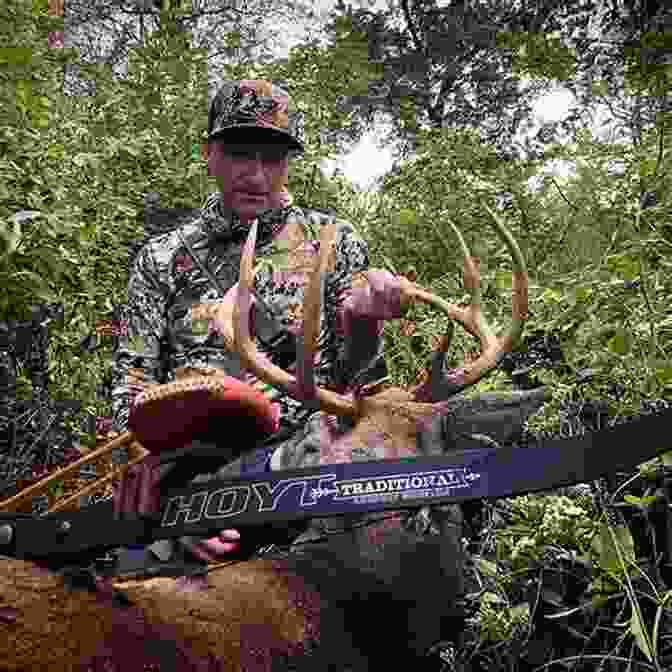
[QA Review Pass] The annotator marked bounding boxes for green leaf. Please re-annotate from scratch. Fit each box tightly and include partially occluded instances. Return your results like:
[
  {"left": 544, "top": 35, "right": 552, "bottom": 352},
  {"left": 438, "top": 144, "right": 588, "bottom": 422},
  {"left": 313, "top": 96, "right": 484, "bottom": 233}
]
[
  {"left": 630, "top": 607, "right": 654, "bottom": 662},
  {"left": 0, "top": 47, "right": 33, "bottom": 66},
  {"left": 574, "top": 286, "right": 593, "bottom": 304},
  {"left": 475, "top": 557, "right": 498, "bottom": 577},
  {"left": 623, "top": 494, "right": 659, "bottom": 508},
  {"left": 655, "top": 365, "right": 672, "bottom": 387},
  {"left": 606, "top": 253, "right": 640, "bottom": 281},
  {"left": 224, "top": 32, "right": 242, "bottom": 50},
  {"left": 495, "top": 271, "right": 512, "bottom": 290},
  {"left": 540, "top": 288, "right": 563, "bottom": 305},
  {"left": 639, "top": 159, "right": 657, "bottom": 179},
  {"left": 480, "top": 591, "right": 504, "bottom": 606},
  {"left": 510, "top": 603, "right": 530, "bottom": 623},
  {"left": 591, "top": 521, "right": 636, "bottom": 577},
  {"left": 46, "top": 144, "right": 65, "bottom": 161},
  {"left": 591, "top": 80, "right": 609, "bottom": 97},
  {"left": 396, "top": 208, "right": 417, "bottom": 228},
  {"left": 588, "top": 576, "right": 620, "bottom": 595},
  {"left": 607, "top": 328, "right": 633, "bottom": 356}
]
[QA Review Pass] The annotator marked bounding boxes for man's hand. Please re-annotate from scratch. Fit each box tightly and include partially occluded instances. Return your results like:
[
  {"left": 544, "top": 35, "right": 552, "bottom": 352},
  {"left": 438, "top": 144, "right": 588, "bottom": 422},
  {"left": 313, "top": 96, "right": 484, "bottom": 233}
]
[
  {"left": 179, "top": 530, "right": 241, "bottom": 562},
  {"left": 113, "top": 457, "right": 242, "bottom": 562}
]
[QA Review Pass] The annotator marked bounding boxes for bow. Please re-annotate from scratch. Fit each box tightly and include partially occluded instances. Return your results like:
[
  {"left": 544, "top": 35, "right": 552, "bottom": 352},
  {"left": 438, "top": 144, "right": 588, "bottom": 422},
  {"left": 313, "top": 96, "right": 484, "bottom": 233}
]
[{"left": 1, "top": 206, "right": 666, "bottom": 572}]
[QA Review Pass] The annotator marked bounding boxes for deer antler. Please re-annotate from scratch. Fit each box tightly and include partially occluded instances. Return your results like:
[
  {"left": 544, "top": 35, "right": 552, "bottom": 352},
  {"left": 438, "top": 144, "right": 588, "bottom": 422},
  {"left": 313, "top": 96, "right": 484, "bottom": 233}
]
[
  {"left": 233, "top": 206, "right": 528, "bottom": 415},
  {"left": 233, "top": 220, "right": 357, "bottom": 417},
  {"left": 410, "top": 204, "right": 528, "bottom": 400}
]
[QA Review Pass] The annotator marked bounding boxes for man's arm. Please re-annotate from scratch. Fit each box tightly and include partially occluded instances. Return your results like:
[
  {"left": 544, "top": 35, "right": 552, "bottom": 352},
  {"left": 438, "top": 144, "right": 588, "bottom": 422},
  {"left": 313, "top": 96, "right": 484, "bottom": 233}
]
[
  {"left": 109, "top": 241, "right": 244, "bottom": 561},
  {"left": 111, "top": 243, "right": 169, "bottom": 435}
]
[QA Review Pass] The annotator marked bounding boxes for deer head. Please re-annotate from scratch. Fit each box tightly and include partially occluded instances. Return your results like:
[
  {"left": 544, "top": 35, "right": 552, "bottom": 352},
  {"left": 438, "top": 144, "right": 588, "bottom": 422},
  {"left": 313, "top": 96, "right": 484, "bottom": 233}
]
[{"left": 232, "top": 205, "right": 529, "bottom": 465}]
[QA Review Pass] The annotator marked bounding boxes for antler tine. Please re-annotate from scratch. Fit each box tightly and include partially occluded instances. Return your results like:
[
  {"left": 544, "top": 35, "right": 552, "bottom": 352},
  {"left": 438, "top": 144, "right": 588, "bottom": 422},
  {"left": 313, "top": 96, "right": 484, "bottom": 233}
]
[
  {"left": 295, "top": 221, "right": 347, "bottom": 404},
  {"left": 233, "top": 221, "right": 356, "bottom": 417},
  {"left": 412, "top": 204, "right": 528, "bottom": 400}
]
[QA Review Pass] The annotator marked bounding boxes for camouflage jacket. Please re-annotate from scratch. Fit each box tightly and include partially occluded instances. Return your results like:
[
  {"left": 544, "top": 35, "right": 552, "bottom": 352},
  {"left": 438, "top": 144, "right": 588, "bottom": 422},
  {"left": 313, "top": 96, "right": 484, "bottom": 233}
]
[{"left": 111, "top": 193, "right": 385, "bottom": 444}]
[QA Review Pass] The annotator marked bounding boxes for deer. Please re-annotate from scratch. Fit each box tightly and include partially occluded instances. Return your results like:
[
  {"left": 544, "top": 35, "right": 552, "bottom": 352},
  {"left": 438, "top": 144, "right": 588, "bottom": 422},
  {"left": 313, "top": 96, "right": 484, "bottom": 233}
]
[{"left": 0, "top": 206, "right": 547, "bottom": 672}]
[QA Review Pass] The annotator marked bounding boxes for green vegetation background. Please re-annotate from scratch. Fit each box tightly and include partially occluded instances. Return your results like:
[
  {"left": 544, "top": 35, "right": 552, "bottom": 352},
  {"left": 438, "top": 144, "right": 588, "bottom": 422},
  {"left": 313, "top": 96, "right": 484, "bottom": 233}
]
[{"left": 2, "top": 0, "right": 671, "bottom": 667}]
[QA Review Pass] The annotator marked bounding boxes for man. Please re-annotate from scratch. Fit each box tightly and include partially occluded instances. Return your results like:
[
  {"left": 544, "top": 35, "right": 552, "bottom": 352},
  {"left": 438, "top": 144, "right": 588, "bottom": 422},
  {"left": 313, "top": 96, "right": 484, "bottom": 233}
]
[{"left": 110, "top": 79, "right": 386, "bottom": 568}]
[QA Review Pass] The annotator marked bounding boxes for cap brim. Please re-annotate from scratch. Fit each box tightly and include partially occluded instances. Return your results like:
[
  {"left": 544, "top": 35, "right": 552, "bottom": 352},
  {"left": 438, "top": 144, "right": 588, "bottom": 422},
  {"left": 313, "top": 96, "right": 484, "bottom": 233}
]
[{"left": 209, "top": 124, "right": 303, "bottom": 153}]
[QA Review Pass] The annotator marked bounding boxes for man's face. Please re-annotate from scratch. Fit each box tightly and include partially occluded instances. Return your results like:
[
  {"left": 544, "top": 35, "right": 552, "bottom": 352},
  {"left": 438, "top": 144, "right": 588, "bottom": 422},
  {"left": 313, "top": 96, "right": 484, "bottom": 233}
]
[{"left": 204, "top": 138, "right": 290, "bottom": 221}]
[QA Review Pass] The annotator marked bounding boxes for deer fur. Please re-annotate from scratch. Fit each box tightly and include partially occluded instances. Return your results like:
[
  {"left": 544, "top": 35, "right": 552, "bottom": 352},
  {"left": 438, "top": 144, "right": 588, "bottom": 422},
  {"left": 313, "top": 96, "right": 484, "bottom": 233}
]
[{"left": 1, "top": 498, "right": 465, "bottom": 672}]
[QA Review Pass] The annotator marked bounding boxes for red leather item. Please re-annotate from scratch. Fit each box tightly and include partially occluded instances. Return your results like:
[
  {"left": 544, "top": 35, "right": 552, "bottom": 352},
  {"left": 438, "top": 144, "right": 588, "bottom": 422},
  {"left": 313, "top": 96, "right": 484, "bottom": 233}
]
[
  {"left": 128, "top": 375, "right": 279, "bottom": 455},
  {"left": 113, "top": 454, "right": 165, "bottom": 518}
]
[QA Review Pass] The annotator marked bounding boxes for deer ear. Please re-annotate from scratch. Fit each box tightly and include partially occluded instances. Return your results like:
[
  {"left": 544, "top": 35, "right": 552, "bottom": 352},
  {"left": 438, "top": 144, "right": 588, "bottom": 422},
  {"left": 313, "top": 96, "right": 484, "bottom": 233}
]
[{"left": 415, "top": 413, "right": 450, "bottom": 456}]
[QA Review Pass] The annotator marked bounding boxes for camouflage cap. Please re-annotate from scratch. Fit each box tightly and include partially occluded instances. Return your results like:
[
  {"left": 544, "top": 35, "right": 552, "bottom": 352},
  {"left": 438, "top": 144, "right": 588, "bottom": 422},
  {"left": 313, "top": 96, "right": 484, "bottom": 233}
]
[{"left": 208, "top": 80, "right": 304, "bottom": 155}]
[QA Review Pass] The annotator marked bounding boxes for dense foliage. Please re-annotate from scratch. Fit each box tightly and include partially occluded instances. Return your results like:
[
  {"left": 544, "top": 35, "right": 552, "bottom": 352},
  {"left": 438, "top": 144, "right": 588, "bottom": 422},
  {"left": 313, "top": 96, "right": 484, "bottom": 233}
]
[{"left": 1, "top": 0, "right": 671, "bottom": 669}]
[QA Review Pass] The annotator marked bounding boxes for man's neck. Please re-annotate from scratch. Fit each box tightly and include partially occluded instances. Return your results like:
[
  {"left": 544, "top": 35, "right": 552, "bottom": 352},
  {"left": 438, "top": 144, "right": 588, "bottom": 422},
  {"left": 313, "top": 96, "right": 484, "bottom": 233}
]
[
  {"left": 216, "top": 201, "right": 265, "bottom": 227},
  {"left": 207, "top": 193, "right": 287, "bottom": 243}
]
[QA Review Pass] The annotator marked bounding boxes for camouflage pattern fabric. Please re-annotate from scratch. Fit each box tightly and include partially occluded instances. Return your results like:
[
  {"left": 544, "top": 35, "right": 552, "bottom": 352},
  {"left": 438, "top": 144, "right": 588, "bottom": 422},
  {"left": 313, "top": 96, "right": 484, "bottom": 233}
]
[
  {"left": 111, "top": 192, "right": 383, "bottom": 442},
  {"left": 111, "top": 192, "right": 390, "bottom": 561}
]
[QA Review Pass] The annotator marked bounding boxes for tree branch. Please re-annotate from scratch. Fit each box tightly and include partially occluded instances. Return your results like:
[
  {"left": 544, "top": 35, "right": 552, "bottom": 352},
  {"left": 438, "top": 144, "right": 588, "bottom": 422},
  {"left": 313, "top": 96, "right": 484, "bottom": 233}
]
[
  {"left": 400, "top": 0, "right": 424, "bottom": 56},
  {"left": 651, "top": 113, "right": 666, "bottom": 182},
  {"left": 551, "top": 176, "right": 579, "bottom": 212}
]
